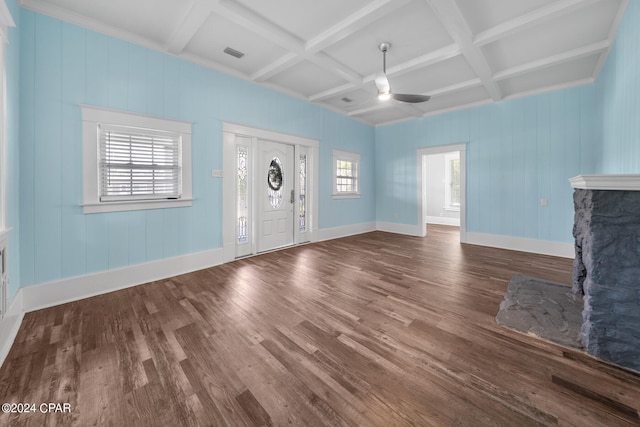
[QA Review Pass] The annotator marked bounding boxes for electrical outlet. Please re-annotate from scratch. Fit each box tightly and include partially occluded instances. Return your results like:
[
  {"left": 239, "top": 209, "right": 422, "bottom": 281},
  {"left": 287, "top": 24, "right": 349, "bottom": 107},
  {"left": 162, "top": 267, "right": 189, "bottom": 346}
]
[
  {"left": 212, "top": 169, "right": 223, "bottom": 178},
  {"left": 540, "top": 198, "right": 548, "bottom": 207}
]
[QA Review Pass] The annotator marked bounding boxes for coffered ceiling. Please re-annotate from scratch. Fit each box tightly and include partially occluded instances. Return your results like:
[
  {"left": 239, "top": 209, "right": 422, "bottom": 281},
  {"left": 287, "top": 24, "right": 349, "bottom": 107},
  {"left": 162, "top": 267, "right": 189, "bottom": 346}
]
[{"left": 19, "top": 0, "right": 628, "bottom": 126}]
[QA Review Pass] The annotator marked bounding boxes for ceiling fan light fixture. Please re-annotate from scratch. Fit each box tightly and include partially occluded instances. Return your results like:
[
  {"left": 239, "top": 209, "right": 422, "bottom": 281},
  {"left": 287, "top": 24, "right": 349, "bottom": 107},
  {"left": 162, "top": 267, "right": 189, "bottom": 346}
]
[{"left": 378, "top": 92, "right": 391, "bottom": 101}]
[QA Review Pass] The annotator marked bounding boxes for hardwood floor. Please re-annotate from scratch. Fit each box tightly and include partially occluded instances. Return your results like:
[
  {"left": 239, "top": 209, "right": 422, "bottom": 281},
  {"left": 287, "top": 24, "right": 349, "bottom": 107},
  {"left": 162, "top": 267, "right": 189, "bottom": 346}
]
[{"left": 0, "top": 225, "right": 638, "bottom": 426}]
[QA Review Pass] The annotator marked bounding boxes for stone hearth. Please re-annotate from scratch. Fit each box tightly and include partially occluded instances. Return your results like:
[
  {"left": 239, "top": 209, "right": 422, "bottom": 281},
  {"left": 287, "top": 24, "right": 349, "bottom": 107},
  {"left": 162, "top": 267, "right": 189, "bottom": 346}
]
[{"left": 571, "top": 174, "right": 640, "bottom": 372}]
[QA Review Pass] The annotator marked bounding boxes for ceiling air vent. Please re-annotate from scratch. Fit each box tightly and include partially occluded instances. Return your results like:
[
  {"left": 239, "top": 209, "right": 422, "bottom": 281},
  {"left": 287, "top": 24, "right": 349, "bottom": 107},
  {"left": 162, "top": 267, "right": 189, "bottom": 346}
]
[
  {"left": 341, "top": 97, "right": 353, "bottom": 103},
  {"left": 224, "top": 47, "right": 245, "bottom": 59}
]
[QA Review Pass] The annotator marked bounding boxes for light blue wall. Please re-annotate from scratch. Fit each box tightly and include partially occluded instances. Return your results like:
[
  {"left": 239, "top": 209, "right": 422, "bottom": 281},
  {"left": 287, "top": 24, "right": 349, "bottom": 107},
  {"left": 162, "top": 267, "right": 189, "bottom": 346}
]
[
  {"left": 596, "top": 0, "right": 640, "bottom": 173},
  {"left": 6, "top": 0, "right": 20, "bottom": 301},
  {"left": 18, "top": 11, "right": 374, "bottom": 288},
  {"left": 12, "top": 4, "right": 640, "bottom": 290},
  {"left": 375, "top": 86, "right": 599, "bottom": 243}
]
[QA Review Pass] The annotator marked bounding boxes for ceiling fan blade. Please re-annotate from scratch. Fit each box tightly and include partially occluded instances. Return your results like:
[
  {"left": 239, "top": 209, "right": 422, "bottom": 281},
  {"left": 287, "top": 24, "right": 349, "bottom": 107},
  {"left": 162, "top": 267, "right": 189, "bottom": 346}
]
[
  {"left": 392, "top": 93, "right": 431, "bottom": 103},
  {"left": 374, "top": 71, "right": 390, "bottom": 94}
]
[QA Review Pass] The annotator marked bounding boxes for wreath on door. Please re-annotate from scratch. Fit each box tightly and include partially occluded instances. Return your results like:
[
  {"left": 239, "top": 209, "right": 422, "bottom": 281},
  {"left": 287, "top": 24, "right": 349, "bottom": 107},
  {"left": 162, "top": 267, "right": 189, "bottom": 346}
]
[{"left": 267, "top": 158, "right": 283, "bottom": 191}]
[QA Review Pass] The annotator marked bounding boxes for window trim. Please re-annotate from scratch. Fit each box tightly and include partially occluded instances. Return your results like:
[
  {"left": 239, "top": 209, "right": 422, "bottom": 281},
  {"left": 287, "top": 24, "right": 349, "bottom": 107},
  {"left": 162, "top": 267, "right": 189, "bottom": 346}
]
[
  {"left": 444, "top": 151, "right": 460, "bottom": 211},
  {"left": 332, "top": 149, "right": 360, "bottom": 199},
  {"left": 81, "top": 105, "right": 193, "bottom": 214}
]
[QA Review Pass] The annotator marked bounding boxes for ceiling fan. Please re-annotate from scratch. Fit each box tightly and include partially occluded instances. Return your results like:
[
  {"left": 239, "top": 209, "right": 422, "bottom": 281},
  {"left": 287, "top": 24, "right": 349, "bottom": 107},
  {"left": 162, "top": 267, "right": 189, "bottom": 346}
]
[{"left": 375, "top": 42, "right": 431, "bottom": 103}]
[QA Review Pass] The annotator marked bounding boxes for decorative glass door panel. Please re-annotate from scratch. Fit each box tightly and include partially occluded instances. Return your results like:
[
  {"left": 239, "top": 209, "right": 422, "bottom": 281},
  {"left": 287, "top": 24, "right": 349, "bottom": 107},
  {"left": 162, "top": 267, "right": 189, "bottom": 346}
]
[{"left": 257, "top": 140, "right": 294, "bottom": 253}]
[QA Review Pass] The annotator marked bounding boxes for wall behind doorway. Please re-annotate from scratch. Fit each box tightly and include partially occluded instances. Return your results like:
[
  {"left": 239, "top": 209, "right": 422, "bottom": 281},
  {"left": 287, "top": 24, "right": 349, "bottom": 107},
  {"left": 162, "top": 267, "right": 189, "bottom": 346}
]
[{"left": 425, "top": 152, "right": 460, "bottom": 227}]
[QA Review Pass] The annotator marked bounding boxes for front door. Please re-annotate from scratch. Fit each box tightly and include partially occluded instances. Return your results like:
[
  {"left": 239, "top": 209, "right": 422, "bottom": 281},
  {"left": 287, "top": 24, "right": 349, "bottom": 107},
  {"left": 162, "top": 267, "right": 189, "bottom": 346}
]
[{"left": 257, "top": 140, "right": 294, "bottom": 253}]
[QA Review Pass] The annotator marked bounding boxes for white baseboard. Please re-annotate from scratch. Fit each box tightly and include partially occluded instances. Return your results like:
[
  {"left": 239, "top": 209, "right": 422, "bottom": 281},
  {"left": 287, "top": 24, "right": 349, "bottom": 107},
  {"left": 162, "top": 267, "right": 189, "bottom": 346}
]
[
  {"left": 22, "top": 248, "right": 224, "bottom": 313},
  {"left": 465, "top": 232, "right": 575, "bottom": 258},
  {"left": 0, "top": 291, "right": 25, "bottom": 367},
  {"left": 376, "top": 221, "right": 420, "bottom": 236},
  {"left": 317, "top": 222, "right": 376, "bottom": 241},
  {"left": 426, "top": 216, "right": 460, "bottom": 226}
]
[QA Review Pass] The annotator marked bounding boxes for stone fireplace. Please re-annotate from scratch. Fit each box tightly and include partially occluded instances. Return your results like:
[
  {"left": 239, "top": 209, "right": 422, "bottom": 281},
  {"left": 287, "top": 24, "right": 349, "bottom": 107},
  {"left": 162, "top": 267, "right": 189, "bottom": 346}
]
[{"left": 570, "top": 174, "right": 640, "bottom": 372}]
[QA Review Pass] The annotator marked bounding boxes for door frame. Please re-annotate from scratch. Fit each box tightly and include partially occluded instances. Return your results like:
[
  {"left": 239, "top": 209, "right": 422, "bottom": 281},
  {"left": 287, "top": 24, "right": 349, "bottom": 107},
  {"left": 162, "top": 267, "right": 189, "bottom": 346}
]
[
  {"left": 417, "top": 143, "right": 467, "bottom": 243},
  {"left": 222, "top": 123, "right": 319, "bottom": 263}
]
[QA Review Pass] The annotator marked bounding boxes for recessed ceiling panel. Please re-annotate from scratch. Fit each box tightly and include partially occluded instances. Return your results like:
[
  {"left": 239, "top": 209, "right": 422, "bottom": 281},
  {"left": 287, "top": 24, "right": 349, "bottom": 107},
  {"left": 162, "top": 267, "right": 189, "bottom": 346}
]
[
  {"left": 324, "top": 89, "right": 375, "bottom": 111},
  {"left": 44, "top": 0, "right": 191, "bottom": 44},
  {"left": 391, "top": 55, "right": 476, "bottom": 95},
  {"left": 323, "top": 1, "right": 454, "bottom": 77},
  {"left": 457, "top": 0, "right": 556, "bottom": 35},
  {"left": 482, "top": 1, "right": 621, "bottom": 73},
  {"left": 235, "top": 0, "right": 372, "bottom": 41},
  {"left": 355, "top": 107, "right": 412, "bottom": 126},
  {"left": 415, "top": 86, "right": 490, "bottom": 114},
  {"left": 266, "top": 61, "right": 348, "bottom": 97},
  {"left": 184, "top": 13, "right": 288, "bottom": 76},
  {"left": 498, "top": 55, "right": 600, "bottom": 97}
]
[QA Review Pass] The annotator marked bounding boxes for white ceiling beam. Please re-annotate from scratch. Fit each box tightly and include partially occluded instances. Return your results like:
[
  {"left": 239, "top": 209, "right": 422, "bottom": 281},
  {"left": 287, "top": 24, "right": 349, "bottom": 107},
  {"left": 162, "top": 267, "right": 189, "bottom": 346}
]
[
  {"left": 310, "top": 44, "right": 461, "bottom": 103},
  {"left": 215, "top": 0, "right": 366, "bottom": 86},
  {"left": 425, "top": 0, "right": 502, "bottom": 102},
  {"left": 426, "top": 78, "right": 482, "bottom": 97},
  {"left": 348, "top": 103, "right": 388, "bottom": 117},
  {"left": 166, "top": 0, "right": 216, "bottom": 54},
  {"left": 213, "top": 0, "right": 304, "bottom": 53},
  {"left": 364, "top": 43, "right": 461, "bottom": 83},
  {"left": 305, "top": 0, "right": 413, "bottom": 53},
  {"left": 421, "top": 99, "right": 493, "bottom": 119},
  {"left": 307, "top": 52, "right": 364, "bottom": 84},
  {"left": 251, "top": 53, "right": 302, "bottom": 82},
  {"left": 309, "top": 84, "right": 360, "bottom": 103},
  {"left": 493, "top": 41, "right": 609, "bottom": 81},
  {"left": 473, "top": 0, "right": 602, "bottom": 47}
]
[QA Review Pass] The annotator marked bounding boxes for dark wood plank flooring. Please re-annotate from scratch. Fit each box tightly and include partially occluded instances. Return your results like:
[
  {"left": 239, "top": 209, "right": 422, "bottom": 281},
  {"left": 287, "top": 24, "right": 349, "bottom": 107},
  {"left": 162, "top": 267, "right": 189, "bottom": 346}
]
[{"left": 1, "top": 225, "right": 639, "bottom": 426}]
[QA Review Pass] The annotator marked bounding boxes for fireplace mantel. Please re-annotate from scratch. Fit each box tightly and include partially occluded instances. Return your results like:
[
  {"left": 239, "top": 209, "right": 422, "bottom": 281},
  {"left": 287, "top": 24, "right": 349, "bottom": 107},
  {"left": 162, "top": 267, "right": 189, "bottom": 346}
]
[{"left": 569, "top": 174, "right": 640, "bottom": 191}]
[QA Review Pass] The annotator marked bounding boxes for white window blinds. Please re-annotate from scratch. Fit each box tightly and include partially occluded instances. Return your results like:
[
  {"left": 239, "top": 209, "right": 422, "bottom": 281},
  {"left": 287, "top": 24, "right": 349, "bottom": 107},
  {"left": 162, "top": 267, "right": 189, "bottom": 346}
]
[{"left": 98, "top": 124, "right": 182, "bottom": 201}]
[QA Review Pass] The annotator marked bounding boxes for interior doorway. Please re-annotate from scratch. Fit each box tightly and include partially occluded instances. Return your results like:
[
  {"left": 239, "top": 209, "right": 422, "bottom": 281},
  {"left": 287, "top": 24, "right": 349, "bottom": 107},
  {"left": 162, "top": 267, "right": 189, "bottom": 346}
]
[
  {"left": 417, "top": 144, "right": 467, "bottom": 242},
  {"left": 222, "top": 124, "right": 319, "bottom": 263}
]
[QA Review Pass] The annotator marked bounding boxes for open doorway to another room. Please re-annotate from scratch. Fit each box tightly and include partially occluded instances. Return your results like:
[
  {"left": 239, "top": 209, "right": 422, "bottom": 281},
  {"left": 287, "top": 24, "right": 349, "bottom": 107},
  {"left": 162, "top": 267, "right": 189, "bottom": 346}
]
[{"left": 417, "top": 144, "right": 467, "bottom": 243}]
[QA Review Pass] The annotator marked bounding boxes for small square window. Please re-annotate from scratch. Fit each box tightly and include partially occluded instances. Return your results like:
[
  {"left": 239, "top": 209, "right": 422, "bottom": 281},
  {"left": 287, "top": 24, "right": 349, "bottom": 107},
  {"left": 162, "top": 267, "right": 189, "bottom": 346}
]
[{"left": 333, "top": 150, "right": 360, "bottom": 199}]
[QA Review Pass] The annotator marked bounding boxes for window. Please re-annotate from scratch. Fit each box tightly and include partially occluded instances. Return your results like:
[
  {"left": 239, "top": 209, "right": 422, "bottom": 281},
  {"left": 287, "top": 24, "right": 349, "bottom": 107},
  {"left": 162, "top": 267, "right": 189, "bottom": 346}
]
[
  {"left": 333, "top": 150, "right": 360, "bottom": 198},
  {"left": 82, "top": 106, "right": 192, "bottom": 214},
  {"left": 444, "top": 152, "right": 460, "bottom": 211}
]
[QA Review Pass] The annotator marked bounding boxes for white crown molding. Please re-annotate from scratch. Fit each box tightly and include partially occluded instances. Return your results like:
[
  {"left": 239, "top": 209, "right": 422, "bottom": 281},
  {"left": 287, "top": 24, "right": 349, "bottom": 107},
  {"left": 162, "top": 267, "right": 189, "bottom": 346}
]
[{"left": 569, "top": 174, "right": 640, "bottom": 191}]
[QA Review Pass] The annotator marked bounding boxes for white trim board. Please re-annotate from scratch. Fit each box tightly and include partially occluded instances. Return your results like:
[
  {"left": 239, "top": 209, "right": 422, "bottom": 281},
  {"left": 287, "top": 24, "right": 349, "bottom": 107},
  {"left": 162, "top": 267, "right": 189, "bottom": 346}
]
[
  {"left": 569, "top": 174, "right": 640, "bottom": 191},
  {"left": 465, "top": 232, "right": 574, "bottom": 259},
  {"left": 0, "top": 290, "right": 24, "bottom": 367},
  {"left": 376, "top": 221, "right": 420, "bottom": 237},
  {"left": 22, "top": 248, "right": 224, "bottom": 313},
  {"left": 317, "top": 222, "right": 376, "bottom": 242},
  {"left": 426, "top": 216, "right": 460, "bottom": 226}
]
